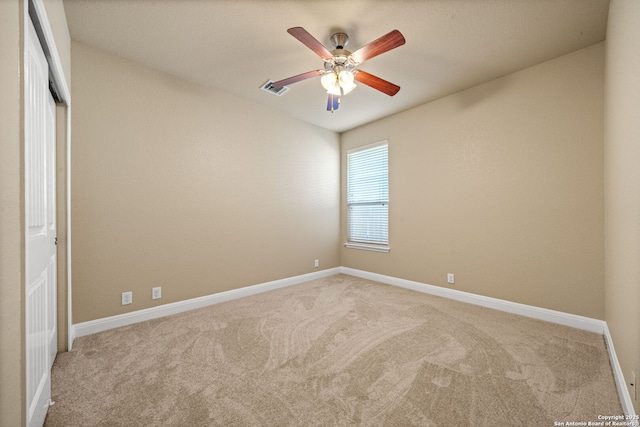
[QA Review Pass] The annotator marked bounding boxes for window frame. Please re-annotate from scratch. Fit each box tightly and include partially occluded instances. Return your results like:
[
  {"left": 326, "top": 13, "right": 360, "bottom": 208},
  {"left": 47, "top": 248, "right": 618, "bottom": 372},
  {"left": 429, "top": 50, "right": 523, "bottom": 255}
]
[{"left": 345, "top": 140, "right": 390, "bottom": 253}]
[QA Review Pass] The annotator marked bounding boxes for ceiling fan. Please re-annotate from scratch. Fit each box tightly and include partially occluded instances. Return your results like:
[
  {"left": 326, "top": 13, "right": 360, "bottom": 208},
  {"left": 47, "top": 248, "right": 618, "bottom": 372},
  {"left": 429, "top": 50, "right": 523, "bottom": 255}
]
[{"left": 270, "top": 27, "right": 406, "bottom": 112}]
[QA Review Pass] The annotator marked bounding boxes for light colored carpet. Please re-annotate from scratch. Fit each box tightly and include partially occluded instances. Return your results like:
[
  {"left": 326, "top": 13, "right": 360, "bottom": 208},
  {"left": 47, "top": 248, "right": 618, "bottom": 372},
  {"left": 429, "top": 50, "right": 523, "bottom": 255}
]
[{"left": 46, "top": 274, "right": 622, "bottom": 426}]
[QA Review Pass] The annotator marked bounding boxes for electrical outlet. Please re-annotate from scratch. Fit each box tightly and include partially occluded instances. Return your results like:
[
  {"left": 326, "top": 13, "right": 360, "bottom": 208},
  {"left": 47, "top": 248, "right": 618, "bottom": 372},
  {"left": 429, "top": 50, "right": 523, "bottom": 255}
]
[
  {"left": 447, "top": 273, "right": 455, "bottom": 284},
  {"left": 631, "top": 371, "right": 637, "bottom": 401},
  {"left": 314, "top": 259, "right": 319, "bottom": 268},
  {"left": 121, "top": 291, "right": 132, "bottom": 305},
  {"left": 152, "top": 287, "right": 162, "bottom": 300}
]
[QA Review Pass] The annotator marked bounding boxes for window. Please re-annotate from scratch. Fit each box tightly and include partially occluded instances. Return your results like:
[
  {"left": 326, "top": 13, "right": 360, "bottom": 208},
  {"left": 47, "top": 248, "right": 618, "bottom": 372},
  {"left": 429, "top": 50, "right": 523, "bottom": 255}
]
[{"left": 346, "top": 141, "right": 389, "bottom": 252}]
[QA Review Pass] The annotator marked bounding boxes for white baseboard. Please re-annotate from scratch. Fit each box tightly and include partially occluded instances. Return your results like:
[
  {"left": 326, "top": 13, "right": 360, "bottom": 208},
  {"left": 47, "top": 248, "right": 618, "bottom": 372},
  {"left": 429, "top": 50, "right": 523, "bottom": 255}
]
[
  {"left": 68, "top": 323, "right": 76, "bottom": 351},
  {"left": 73, "top": 267, "right": 341, "bottom": 338},
  {"left": 340, "top": 267, "right": 605, "bottom": 334},
  {"left": 74, "top": 266, "right": 605, "bottom": 337},
  {"left": 604, "top": 323, "right": 638, "bottom": 422}
]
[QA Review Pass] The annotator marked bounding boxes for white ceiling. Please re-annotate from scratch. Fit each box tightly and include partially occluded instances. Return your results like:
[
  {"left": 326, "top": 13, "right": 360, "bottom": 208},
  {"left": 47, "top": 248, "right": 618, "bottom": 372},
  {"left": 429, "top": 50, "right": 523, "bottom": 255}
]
[{"left": 63, "top": 0, "right": 609, "bottom": 133}]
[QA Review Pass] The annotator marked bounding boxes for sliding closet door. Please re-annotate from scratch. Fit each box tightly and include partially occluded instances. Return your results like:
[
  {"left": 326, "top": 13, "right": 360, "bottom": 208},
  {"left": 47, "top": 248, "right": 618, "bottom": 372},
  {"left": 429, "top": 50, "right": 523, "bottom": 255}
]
[{"left": 25, "top": 17, "right": 57, "bottom": 427}]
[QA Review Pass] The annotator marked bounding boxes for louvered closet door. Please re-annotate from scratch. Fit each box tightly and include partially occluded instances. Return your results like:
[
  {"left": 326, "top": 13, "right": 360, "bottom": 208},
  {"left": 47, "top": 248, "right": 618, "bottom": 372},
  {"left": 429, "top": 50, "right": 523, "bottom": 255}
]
[{"left": 25, "top": 17, "right": 57, "bottom": 427}]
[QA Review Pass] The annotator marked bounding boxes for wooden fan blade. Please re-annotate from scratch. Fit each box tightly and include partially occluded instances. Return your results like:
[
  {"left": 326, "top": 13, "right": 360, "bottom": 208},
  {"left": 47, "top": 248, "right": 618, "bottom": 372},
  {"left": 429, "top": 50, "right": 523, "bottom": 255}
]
[
  {"left": 287, "top": 27, "right": 333, "bottom": 60},
  {"left": 327, "top": 94, "right": 339, "bottom": 112},
  {"left": 354, "top": 70, "right": 400, "bottom": 96},
  {"left": 350, "top": 29, "right": 405, "bottom": 64},
  {"left": 271, "top": 70, "right": 324, "bottom": 88}
]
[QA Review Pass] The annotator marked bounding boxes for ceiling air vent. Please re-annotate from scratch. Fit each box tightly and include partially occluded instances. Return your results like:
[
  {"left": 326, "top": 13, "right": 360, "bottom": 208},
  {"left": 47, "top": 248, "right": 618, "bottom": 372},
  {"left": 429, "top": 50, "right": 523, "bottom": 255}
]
[{"left": 260, "top": 80, "right": 290, "bottom": 96}]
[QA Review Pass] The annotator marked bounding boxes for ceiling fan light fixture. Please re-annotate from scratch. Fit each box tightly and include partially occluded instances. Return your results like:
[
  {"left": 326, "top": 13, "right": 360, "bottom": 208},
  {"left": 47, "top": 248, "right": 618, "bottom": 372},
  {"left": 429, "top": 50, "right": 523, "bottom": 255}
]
[
  {"left": 338, "top": 69, "right": 354, "bottom": 85},
  {"left": 321, "top": 72, "right": 337, "bottom": 91},
  {"left": 340, "top": 80, "right": 357, "bottom": 95},
  {"left": 321, "top": 69, "right": 357, "bottom": 96},
  {"left": 338, "top": 69, "right": 357, "bottom": 95},
  {"left": 326, "top": 84, "right": 341, "bottom": 96}
]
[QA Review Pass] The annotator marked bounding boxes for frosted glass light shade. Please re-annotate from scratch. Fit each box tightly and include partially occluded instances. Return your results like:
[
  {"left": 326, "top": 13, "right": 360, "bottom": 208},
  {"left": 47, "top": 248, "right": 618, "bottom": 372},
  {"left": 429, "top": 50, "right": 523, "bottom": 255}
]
[{"left": 321, "top": 72, "right": 337, "bottom": 91}]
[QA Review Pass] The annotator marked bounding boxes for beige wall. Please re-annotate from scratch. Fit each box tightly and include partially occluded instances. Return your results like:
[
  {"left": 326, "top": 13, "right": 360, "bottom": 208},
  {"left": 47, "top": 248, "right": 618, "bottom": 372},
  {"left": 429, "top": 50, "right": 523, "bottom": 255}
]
[
  {"left": 341, "top": 43, "right": 605, "bottom": 319},
  {"left": 0, "top": 1, "right": 25, "bottom": 424},
  {"left": 605, "top": 0, "right": 640, "bottom": 414},
  {"left": 70, "top": 42, "right": 340, "bottom": 323}
]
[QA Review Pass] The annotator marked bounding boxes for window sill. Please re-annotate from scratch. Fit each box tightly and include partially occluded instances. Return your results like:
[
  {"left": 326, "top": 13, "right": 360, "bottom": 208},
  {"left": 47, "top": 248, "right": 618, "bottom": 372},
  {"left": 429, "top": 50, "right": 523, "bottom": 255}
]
[{"left": 344, "top": 242, "right": 390, "bottom": 253}]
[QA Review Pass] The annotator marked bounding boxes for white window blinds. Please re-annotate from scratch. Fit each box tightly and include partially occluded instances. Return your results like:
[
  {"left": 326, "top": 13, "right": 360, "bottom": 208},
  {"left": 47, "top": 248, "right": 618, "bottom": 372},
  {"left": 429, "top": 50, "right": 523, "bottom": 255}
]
[{"left": 347, "top": 142, "right": 389, "bottom": 249}]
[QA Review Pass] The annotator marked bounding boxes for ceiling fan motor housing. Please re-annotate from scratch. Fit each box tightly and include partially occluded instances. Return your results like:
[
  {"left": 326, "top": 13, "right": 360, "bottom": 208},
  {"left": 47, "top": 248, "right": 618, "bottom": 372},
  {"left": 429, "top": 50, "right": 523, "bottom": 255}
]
[
  {"left": 328, "top": 32, "right": 353, "bottom": 69},
  {"left": 330, "top": 32, "right": 349, "bottom": 49}
]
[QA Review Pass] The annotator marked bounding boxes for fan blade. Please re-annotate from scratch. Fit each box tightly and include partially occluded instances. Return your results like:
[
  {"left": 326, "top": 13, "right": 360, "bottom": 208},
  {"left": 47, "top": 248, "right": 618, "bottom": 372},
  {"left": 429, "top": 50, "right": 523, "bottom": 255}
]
[
  {"left": 271, "top": 70, "right": 324, "bottom": 88},
  {"left": 350, "top": 29, "right": 405, "bottom": 64},
  {"left": 287, "top": 27, "right": 333, "bottom": 60},
  {"left": 327, "top": 94, "right": 339, "bottom": 112},
  {"left": 354, "top": 70, "right": 400, "bottom": 96}
]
